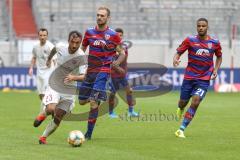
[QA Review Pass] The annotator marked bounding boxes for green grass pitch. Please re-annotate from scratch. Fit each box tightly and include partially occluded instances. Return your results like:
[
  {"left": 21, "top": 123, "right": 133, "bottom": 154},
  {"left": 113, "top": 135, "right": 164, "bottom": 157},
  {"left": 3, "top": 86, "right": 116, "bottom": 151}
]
[{"left": 0, "top": 91, "right": 239, "bottom": 160}]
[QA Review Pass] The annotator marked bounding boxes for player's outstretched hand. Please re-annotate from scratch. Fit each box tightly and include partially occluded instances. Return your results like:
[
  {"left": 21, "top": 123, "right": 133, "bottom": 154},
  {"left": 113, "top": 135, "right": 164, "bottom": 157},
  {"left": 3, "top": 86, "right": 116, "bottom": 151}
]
[{"left": 211, "top": 70, "right": 218, "bottom": 80}]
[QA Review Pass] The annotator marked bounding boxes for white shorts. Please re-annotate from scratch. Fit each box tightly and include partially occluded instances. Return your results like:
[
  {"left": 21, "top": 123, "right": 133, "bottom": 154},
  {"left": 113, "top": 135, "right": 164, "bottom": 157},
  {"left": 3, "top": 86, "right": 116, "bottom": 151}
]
[
  {"left": 37, "top": 70, "right": 53, "bottom": 95},
  {"left": 42, "top": 86, "right": 75, "bottom": 113}
]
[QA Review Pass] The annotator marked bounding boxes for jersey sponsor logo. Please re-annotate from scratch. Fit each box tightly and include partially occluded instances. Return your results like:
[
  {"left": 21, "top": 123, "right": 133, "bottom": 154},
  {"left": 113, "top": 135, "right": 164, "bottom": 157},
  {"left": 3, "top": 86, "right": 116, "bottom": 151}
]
[
  {"left": 93, "top": 40, "right": 106, "bottom": 46},
  {"left": 196, "top": 49, "right": 210, "bottom": 56}
]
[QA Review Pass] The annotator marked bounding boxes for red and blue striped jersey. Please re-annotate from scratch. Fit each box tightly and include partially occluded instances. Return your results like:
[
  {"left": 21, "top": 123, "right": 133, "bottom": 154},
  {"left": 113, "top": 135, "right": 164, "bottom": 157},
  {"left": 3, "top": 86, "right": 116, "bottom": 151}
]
[
  {"left": 82, "top": 26, "right": 121, "bottom": 73},
  {"left": 177, "top": 35, "right": 222, "bottom": 80}
]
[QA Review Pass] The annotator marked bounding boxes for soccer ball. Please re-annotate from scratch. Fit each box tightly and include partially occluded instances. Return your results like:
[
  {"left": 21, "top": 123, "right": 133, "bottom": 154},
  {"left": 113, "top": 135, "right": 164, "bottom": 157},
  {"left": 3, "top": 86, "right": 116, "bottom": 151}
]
[{"left": 68, "top": 130, "right": 85, "bottom": 147}]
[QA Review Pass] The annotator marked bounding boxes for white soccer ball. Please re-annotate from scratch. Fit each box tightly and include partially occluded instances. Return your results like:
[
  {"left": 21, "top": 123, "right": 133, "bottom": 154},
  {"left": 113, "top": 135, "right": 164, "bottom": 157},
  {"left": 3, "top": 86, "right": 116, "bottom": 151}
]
[{"left": 68, "top": 130, "right": 85, "bottom": 147}]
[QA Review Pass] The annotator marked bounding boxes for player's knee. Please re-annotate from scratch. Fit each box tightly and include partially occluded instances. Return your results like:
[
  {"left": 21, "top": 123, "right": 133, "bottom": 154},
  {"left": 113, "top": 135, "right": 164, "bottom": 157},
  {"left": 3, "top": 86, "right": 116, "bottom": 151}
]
[
  {"left": 46, "top": 104, "right": 55, "bottom": 115},
  {"left": 79, "top": 100, "right": 87, "bottom": 105},
  {"left": 191, "top": 96, "right": 201, "bottom": 108},
  {"left": 53, "top": 117, "right": 61, "bottom": 125},
  {"left": 54, "top": 108, "right": 66, "bottom": 120},
  {"left": 178, "top": 99, "right": 189, "bottom": 108},
  {"left": 109, "top": 93, "right": 115, "bottom": 99},
  {"left": 126, "top": 87, "right": 133, "bottom": 95},
  {"left": 90, "top": 100, "right": 98, "bottom": 109}
]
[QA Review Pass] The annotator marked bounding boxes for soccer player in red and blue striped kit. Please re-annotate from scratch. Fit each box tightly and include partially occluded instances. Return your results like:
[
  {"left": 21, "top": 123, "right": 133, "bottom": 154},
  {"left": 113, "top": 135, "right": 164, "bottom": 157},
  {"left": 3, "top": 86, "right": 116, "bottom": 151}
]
[
  {"left": 78, "top": 6, "right": 125, "bottom": 140},
  {"left": 108, "top": 28, "right": 139, "bottom": 118},
  {"left": 173, "top": 18, "right": 222, "bottom": 138}
]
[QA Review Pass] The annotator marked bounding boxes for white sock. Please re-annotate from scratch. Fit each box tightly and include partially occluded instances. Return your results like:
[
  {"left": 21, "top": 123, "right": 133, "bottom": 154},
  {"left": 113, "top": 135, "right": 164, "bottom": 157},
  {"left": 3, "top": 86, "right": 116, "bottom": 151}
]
[
  {"left": 39, "top": 101, "right": 45, "bottom": 114},
  {"left": 42, "top": 120, "right": 58, "bottom": 137}
]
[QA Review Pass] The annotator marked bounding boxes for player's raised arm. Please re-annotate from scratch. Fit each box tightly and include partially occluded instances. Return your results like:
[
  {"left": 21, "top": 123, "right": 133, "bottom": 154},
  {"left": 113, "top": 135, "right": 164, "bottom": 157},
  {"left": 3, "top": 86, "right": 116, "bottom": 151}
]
[{"left": 46, "top": 47, "right": 57, "bottom": 67}]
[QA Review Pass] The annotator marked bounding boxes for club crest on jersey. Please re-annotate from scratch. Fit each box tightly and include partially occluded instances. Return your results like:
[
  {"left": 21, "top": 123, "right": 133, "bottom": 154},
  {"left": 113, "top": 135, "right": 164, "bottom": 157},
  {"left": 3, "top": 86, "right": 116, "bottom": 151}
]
[
  {"left": 104, "top": 34, "right": 110, "bottom": 40},
  {"left": 208, "top": 43, "right": 212, "bottom": 49}
]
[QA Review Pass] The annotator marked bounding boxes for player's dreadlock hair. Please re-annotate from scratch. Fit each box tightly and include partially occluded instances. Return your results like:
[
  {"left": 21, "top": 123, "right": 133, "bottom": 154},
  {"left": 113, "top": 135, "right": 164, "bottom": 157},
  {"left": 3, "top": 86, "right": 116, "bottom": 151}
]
[
  {"left": 197, "top": 18, "right": 208, "bottom": 24},
  {"left": 68, "top": 30, "right": 82, "bottom": 41}
]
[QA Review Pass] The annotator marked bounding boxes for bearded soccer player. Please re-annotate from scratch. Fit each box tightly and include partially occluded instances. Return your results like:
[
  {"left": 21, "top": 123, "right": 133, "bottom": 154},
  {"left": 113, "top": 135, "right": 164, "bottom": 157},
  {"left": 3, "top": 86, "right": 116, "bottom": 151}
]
[
  {"left": 173, "top": 18, "right": 222, "bottom": 138},
  {"left": 78, "top": 6, "right": 125, "bottom": 140},
  {"left": 38, "top": 31, "right": 86, "bottom": 144},
  {"left": 108, "top": 28, "right": 138, "bottom": 118}
]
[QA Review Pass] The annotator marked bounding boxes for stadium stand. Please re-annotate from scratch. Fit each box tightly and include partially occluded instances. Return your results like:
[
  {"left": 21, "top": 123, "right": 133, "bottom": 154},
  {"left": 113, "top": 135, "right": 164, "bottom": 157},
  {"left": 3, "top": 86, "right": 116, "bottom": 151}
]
[
  {"left": 0, "top": 0, "right": 9, "bottom": 40},
  {"left": 6, "top": 0, "right": 37, "bottom": 38},
  {"left": 31, "top": 0, "right": 240, "bottom": 40}
]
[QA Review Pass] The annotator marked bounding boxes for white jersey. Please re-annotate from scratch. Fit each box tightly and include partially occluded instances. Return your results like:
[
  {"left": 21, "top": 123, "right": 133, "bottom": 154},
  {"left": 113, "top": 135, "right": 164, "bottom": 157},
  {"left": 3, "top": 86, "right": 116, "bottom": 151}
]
[
  {"left": 55, "top": 42, "right": 87, "bottom": 73},
  {"left": 43, "top": 43, "right": 87, "bottom": 112},
  {"left": 54, "top": 42, "right": 87, "bottom": 99},
  {"left": 55, "top": 42, "right": 84, "bottom": 66},
  {"left": 32, "top": 40, "right": 55, "bottom": 74}
]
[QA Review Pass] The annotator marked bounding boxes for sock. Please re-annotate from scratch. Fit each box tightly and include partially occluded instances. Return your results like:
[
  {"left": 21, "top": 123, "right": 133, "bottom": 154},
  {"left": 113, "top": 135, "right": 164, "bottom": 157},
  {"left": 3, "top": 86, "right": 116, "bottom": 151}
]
[
  {"left": 180, "top": 107, "right": 196, "bottom": 131},
  {"left": 126, "top": 95, "right": 134, "bottom": 112},
  {"left": 42, "top": 120, "right": 58, "bottom": 137},
  {"left": 86, "top": 107, "right": 99, "bottom": 136},
  {"left": 39, "top": 101, "right": 45, "bottom": 114},
  {"left": 108, "top": 95, "right": 115, "bottom": 114},
  {"left": 128, "top": 106, "right": 133, "bottom": 113},
  {"left": 39, "top": 106, "right": 48, "bottom": 117}
]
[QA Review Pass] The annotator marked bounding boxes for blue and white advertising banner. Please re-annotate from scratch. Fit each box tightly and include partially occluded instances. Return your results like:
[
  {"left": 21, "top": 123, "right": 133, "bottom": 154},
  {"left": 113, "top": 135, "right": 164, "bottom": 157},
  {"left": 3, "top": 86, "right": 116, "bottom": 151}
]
[{"left": 0, "top": 67, "right": 239, "bottom": 90}]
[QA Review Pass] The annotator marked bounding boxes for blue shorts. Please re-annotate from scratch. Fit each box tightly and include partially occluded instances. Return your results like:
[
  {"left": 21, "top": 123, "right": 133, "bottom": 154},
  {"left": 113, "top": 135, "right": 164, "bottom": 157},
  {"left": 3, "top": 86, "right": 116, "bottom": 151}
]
[
  {"left": 78, "top": 72, "right": 109, "bottom": 101},
  {"left": 180, "top": 79, "right": 210, "bottom": 101},
  {"left": 109, "top": 77, "right": 129, "bottom": 93}
]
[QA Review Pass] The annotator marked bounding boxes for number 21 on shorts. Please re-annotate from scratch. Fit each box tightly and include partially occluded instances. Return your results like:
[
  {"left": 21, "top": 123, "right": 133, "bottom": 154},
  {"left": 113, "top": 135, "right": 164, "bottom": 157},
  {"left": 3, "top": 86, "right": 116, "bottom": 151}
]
[{"left": 194, "top": 88, "right": 205, "bottom": 98}]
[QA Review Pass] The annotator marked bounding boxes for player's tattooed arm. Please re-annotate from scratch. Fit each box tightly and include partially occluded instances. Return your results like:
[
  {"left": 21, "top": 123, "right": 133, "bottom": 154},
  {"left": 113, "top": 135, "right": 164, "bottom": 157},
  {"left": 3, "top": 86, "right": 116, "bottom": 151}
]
[
  {"left": 46, "top": 47, "right": 57, "bottom": 67},
  {"left": 113, "top": 44, "right": 125, "bottom": 66}
]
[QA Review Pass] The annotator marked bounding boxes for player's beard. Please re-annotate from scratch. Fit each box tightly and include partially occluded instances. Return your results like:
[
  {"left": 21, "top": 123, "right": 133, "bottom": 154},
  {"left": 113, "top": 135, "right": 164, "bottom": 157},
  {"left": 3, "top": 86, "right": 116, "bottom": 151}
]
[
  {"left": 40, "top": 39, "right": 46, "bottom": 45},
  {"left": 69, "top": 47, "right": 78, "bottom": 54},
  {"left": 97, "top": 19, "right": 107, "bottom": 28},
  {"left": 198, "top": 30, "right": 207, "bottom": 37}
]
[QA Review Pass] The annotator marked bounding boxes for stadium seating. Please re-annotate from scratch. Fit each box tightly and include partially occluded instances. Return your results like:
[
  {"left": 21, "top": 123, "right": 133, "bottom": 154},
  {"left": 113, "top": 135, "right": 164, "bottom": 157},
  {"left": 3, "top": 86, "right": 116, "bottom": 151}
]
[
  {"left": 31, "top": 0, "right": 240, "bottom": 41},
  {"left": 0, "top": 0, "right": 9, "bottom": 40}
]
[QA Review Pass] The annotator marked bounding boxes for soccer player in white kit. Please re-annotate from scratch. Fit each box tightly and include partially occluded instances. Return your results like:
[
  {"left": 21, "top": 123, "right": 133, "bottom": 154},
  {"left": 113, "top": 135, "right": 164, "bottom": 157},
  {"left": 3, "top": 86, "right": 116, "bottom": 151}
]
[
  {"left": 29, "top": 28, "right": 55, "bottom": 116},
  {"left": 38, "top": 31, "right": 86, "bottom": 144}
]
